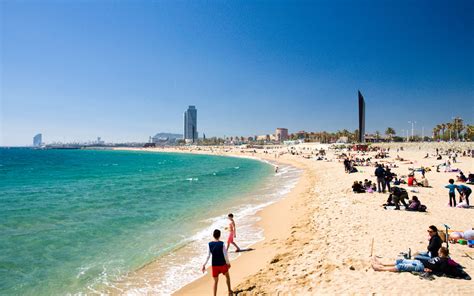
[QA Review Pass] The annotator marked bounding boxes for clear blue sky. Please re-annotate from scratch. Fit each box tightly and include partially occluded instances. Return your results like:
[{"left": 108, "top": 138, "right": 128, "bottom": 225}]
[{"left": 1, "top": 0, "right": 473, "bottom": 145}]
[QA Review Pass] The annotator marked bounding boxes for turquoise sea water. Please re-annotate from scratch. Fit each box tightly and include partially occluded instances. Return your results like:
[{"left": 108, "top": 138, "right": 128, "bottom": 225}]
[{"left": 0, "top": 148, "right": 276, "bottom": 295}]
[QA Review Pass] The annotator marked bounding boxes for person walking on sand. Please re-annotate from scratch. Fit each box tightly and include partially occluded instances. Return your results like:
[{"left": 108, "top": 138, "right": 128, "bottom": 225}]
[
  {"left": 226, "top": 213, "right": 241, "bottom": 252},
  {"left": 202, "top": 229, "right": 233, "bottom": 296},
  {"left": 374, "top": 164, "right": 386, "bottom": 193}
]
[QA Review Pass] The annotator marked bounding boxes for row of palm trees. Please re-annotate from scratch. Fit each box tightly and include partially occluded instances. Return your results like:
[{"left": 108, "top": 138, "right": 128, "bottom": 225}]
[
  {"left": 432, "top": 117, "right": 473, "bottom": 141},
  {"left": 195, "top": 119, "right": 472, "bottom": 145}
]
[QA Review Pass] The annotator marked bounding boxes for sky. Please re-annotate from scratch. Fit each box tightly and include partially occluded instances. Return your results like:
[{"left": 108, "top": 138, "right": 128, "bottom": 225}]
[{"left": 0, "top": 0, "right": 473, "bottom": 146}]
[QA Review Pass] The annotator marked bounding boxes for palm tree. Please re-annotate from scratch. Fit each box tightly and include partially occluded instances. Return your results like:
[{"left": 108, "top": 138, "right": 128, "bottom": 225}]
[
  {"left": 385, "top": 127, "right": 396, "bottom": 141},
  {"left": 441, "top": 123, "right": 446, "bottom": 140},
  {"left": 466, "top": 124, "right": 474, "bottom": 141},
  {"left": 432, "top": 126, "right": 440, "bottom": 140},
  {"left": 446, "top": 123, "right": 453, "bottom": 141},
  {"left": 435, "top": 124, "right": 442, "bottom": 140},
  {"left": 452, "top": 117, "right": 464, "bottom": 140}
]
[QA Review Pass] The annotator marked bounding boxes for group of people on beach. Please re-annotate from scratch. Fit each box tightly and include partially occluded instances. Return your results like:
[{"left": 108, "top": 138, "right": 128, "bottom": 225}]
[
  {"left": 347, "top": 149, "right": 472, "bottom": 211},
  {"left": 383, "top": 186, "right": 427, "bottom": 211},
  {"left": 372, "top": 225, "right": 472, "bottom": 280}
]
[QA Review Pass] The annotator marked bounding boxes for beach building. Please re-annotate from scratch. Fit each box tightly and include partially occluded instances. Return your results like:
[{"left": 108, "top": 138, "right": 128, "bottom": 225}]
[
  {"left": 275, "top": 128, "right": 289, "bottom": 142},
  {"left": 152, "top": 133, "right": 182, "bottom": 145},
  {"left": 256, "top": 134, "right": 276, "bottom": 142},
  {"left": 183, "top": 106, "right": 198, "bottom": 143},
  {"left": 33, "top": 133, "right": 42, "bottom": 147}
]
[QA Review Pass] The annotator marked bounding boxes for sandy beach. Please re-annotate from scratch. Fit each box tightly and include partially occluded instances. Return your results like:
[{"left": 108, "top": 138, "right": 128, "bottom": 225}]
[{"left": 117, "top": 143, "right": 473, "bottom": 295}]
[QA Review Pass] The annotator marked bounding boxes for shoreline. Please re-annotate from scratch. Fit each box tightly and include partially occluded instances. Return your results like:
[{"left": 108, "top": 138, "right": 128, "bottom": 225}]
[
  {"left": 173, "top": 150, "right": 312, "bottom": 295},
  {"left": 111, "top": 147, "right": 307, "bottom": 295},
  {"left": 114, "top": 144, "right": 473, "bottom": 294}
]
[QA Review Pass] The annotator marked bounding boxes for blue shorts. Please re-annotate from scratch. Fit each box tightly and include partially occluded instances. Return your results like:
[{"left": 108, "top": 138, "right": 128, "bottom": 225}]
[{"left": 395, "top": 259, "right": 424, "bottom": 272}]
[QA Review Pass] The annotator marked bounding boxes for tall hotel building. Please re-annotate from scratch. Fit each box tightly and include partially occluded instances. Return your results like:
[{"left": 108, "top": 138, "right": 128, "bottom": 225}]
[
  {"left": 33, "top": 133, "right": 42, "bottom": 147},
  {"left": 183, "top": 106, "right": 198, "bottom": 142}
]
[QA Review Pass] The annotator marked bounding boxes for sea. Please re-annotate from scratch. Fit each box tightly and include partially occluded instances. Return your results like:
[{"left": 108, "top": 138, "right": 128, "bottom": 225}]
[{"left": 0, "top": 148, "right": 300, "bottom": 295}]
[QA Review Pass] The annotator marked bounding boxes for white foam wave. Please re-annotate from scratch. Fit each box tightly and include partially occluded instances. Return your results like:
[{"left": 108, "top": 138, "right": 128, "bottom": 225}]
[{"left": 110, "top": 162, "right": 301, "bottom": 295}]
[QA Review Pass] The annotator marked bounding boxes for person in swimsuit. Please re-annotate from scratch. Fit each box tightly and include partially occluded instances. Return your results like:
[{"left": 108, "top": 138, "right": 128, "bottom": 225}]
[
  {"left": 202, "top": 229, "right": 232, "bottom": 296},
  {"left": 227, "top": 213, "right": 241, "bottom": 252}
]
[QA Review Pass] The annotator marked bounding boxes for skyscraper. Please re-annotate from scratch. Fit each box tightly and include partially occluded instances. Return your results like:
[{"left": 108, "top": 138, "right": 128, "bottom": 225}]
[
  {"left": 358, "top": 91, "right": 366, "bottom": 143},
  {"left": 184, "top": 106, "right": 198, "bottom": 142},
  {"left": 33, "top": 133, "right": 42, "bottom": 147}
]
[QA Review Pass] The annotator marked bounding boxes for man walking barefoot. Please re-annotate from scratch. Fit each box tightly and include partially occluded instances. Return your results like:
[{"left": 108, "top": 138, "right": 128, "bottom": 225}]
[{"left": 202, "top": 229, "right": 233, "bottom": 296}]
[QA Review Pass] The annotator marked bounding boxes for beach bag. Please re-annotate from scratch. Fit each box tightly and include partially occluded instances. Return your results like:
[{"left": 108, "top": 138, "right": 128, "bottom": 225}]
[{"left": 418, "top": 205, "right": 427, "bottom": 212}]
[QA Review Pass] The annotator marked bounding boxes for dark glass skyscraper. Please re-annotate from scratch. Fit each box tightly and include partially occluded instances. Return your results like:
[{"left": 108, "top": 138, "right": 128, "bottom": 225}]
[
  {"left": 358, "top": 91, "right": 365, "bottom": 143},
  {"left": 184, "top": 106, "right": 198, "bottom": 142}
]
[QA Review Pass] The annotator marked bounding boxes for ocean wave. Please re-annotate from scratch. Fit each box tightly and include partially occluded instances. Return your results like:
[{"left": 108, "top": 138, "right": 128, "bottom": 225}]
[{"left": 113, "top": 162, "right": 301, "bottom": 295}]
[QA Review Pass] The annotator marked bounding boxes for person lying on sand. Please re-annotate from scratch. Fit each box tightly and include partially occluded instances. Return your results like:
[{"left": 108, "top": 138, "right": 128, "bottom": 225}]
[
  {"left": 449, "top": 229, "right": 474, "bottom": 243},
  {"left": 372, "top": 247, "right": 457, "bottom": 276}
]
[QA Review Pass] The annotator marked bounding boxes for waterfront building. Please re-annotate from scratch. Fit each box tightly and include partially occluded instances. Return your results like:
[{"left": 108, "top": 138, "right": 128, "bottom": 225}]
[
  {"left": 275, "top": 128, "right": 289, "bottom": 142},
  {"left": 184, "top": 106, "right": 198, "bottom": 142},
  {"left": 33, "top": 133, "right": 42, "bottom": 147}
]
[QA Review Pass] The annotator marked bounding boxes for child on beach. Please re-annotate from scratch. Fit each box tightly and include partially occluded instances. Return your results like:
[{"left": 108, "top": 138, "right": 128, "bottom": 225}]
[
  {"left": 226, "top": 213, "right": 241, "bottom": 252},
  {"left": 202, "top": 229, "right": 232, "bottom": 296},
  {"left": 445, "top": 179, "right": 458, "bottom": 207}
]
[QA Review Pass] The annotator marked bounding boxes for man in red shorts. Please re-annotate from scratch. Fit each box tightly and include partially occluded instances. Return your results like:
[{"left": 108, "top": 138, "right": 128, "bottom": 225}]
[{"left": 202, "top": 229, "right": 232, "bottom": 296}]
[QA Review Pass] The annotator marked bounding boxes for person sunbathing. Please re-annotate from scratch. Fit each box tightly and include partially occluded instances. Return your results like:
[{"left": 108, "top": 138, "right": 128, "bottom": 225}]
[
  {"left": 449, "top": 229, "right": 474, "bottom": 243},
  {"left": 372, "top": 247, "right": 456, "bottom": 276}
]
